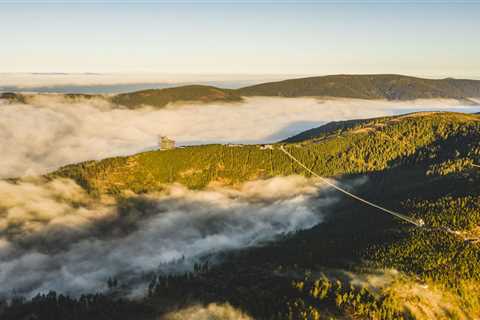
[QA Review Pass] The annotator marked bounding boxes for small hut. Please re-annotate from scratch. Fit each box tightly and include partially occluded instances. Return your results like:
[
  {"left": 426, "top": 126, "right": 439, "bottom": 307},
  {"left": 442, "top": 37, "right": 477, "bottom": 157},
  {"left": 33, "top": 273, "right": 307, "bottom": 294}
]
[
  {"left": 260, "top": 144, "right": 274, "bottom": 150},
  {"left": 159, "top": 136, "right": 175, "bottom": 150}
]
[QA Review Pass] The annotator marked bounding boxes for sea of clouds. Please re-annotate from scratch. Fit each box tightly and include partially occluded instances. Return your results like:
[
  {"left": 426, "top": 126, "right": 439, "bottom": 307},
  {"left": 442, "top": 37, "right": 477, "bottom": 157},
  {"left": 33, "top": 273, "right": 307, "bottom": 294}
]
[{"left": 1, "top": 95, "right": 476, "bottom": 179}]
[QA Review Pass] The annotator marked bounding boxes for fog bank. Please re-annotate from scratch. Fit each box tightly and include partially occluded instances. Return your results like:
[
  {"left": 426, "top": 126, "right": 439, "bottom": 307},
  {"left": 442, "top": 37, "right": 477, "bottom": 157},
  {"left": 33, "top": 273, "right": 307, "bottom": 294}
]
[
  {"left": 1, "top": 96, "right": 475, "bottom": 178},
  {"left": 0, "top": 176, "right": 337, "bottom": 298}
]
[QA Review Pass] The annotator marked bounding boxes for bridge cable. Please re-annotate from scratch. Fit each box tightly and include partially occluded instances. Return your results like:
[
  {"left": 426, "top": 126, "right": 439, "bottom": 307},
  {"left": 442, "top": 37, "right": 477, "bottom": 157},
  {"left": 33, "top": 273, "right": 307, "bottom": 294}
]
[{"left": 279, "top": 145, "right": 424, "bottom": 227}]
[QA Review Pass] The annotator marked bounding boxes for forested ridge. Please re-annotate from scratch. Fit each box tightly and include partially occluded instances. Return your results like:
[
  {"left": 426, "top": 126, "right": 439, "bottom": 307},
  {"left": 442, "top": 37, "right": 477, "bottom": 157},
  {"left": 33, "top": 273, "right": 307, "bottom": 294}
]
[
  {"left": 3, "top": 74, "right": 480, "bottom": 109},
  {"left": 51, "top": 112, "right": 480, "bottom": 196},
  {"left": 237, "top": 74, "right": 480, "bottom": 101},
  {"left": 2, "top": 111, "right": 480, "bottom": 319},
  {"left": 110, "top": 85, "right": 243, "bottom": 109}
]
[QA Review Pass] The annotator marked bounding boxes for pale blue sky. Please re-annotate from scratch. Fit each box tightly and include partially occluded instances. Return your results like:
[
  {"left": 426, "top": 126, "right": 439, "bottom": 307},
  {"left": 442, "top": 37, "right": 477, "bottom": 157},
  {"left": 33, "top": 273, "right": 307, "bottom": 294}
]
[{"left": 1, "top": 1, "right": 479, "bottom": 78}]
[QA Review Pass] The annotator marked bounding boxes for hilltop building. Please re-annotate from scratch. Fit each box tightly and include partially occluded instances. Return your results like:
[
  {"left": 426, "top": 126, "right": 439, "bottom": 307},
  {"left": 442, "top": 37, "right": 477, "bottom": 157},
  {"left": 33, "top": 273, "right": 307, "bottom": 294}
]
[
  {"left": 159, "top": 136, "right": 175, "bottom": 150},
  {"left": 260, "top": 144, "right": 274, "bottom": 150}
]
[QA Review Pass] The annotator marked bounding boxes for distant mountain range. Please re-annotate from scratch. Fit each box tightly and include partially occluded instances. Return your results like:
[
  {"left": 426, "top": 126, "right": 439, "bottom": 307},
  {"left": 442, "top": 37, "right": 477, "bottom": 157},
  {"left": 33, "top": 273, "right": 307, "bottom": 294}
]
[{"left": 2, "top": 74, "right": 480, "bottom": 108}]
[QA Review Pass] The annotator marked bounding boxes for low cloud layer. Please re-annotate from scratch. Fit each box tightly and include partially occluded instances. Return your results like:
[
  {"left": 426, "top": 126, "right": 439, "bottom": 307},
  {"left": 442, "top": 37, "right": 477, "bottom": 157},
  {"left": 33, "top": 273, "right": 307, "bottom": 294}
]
[
  {"left": 1, "top": 95, "right": 475, "bottom": 179},
  {"left": 0, "top": 73, "right": 277, "bottom": 89},
  {"left": 0, "top": 176, "right": 336, "bottom": 298},
  {"left": 0, "top": 73, "right": 285, "bottom": 94}
]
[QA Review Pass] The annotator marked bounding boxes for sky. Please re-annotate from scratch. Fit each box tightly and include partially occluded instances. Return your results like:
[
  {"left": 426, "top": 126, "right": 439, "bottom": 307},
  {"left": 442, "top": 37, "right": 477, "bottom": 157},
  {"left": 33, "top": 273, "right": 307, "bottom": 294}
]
[{"left": 0, "top": 1, "right": 479, "bottom": 78}]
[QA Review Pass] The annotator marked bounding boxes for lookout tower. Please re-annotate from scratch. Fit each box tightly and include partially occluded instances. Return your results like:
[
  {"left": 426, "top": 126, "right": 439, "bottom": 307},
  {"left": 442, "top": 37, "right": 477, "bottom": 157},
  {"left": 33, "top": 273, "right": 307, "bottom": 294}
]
[{"left": 159, "top": 136, "right": 175, "bottom": 150}]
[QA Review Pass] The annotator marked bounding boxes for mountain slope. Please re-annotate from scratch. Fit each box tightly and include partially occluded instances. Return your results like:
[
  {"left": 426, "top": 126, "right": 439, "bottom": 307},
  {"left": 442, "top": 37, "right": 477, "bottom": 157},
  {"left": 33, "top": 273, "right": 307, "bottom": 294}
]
[
  {"left": 52, "top": 112, "right": 480, "bottom": 195},
  {"left": 237, "top": 74, "right": 480, "bottom": 100},
  {"left": 283, "top": 118, "right": 372, "bottom": 143},
  {"left": 111, "top": 85, "right": 243, "bottom": 108},
  {"left": 0, "top": 92, "right": 26, "bottom": 104}
]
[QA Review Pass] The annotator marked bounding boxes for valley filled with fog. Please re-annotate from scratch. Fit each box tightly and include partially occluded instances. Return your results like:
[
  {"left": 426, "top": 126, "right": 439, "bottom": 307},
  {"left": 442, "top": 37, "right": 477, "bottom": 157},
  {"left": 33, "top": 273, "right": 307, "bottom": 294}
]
[
  {"left": 1, "top": 95, "right": 477, "bottom": 179},
  {"left": 0, "top": 175, "right": 339, "bottom": 297}
]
